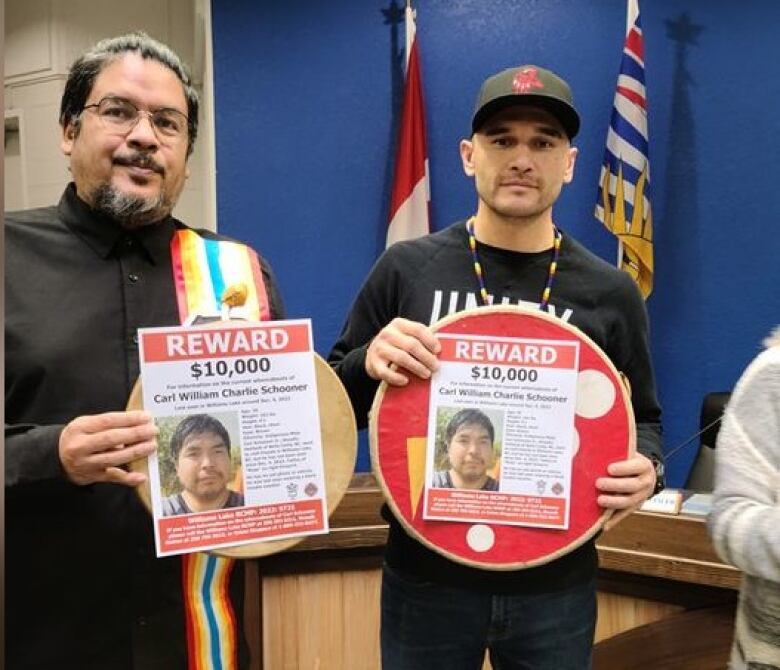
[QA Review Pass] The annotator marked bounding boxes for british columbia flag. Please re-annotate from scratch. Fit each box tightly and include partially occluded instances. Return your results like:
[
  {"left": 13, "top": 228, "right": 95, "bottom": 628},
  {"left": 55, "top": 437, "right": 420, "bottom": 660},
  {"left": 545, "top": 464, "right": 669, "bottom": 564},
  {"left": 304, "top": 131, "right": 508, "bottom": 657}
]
[{"left": 595, "top": 0, "right": 654, "bottom": 298}]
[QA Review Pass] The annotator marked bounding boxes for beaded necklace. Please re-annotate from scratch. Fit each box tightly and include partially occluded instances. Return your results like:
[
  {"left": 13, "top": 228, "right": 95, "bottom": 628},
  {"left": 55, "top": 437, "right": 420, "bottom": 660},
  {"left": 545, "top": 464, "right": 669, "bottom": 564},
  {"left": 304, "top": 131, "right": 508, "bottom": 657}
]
[{"left": 466, "top": 216, "right": 562, "bottom": 309}]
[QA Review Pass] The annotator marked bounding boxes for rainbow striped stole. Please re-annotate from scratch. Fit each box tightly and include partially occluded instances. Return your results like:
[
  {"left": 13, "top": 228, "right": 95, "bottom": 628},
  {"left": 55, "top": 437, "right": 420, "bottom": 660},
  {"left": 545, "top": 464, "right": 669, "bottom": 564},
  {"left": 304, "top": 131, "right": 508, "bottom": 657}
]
[
  {"left": 171, "top": 228, "right": 270, "bottom": 323},
  {"left": 171, "top": 227, "right": 271, "bottom": 670},
  {"left": 182, "top": 553, "right": 238, "bottom": 670}
]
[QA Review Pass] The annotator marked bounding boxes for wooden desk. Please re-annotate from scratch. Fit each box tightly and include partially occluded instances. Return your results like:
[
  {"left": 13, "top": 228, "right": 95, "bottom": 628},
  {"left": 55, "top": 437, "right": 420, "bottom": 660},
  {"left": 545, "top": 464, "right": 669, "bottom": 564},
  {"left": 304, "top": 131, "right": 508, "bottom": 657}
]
[
  {"left": 593, "top": 511, "right": 738, "bottom": 669},
  {"left": 597, "top": 508, "right": 740, "bottom": 590},
  {"left": 248, "top": 476, "right": 739, "bottom": 669}
]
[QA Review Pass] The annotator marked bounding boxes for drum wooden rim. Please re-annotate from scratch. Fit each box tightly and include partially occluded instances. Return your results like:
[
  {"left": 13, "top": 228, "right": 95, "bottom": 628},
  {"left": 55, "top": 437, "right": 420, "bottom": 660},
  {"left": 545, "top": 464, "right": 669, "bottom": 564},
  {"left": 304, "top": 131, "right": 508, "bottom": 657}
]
[{"left": 369, "top": 305, "right": 635, "bottom": 570}]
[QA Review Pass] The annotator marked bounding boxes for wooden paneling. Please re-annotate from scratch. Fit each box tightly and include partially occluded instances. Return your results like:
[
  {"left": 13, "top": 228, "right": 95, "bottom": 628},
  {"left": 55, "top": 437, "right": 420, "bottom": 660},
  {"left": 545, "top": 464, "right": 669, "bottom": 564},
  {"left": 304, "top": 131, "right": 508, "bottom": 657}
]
[
  {"left": 260, "top": 576, "right": 686, "bottom": 669},
  {"left": 252, "top": 476, "right": 740, "bottom": 669},
  {"left": 262, "top": 569, "right": 381, "bottom": 670},
  {"left": 263, "top": 575, "right": 302, "bottom": 670},
  {"left": 597, "top": 511, "right": 741, "bottom": 590},
  {"left": 341, "top": 571, "right": 382, "bottom": 670},
  {"left": 595, "top": 592, "right": 682, "bottom": 642},
  {"left": 593, "top": 604, "right": 735, "bottom": 670}
]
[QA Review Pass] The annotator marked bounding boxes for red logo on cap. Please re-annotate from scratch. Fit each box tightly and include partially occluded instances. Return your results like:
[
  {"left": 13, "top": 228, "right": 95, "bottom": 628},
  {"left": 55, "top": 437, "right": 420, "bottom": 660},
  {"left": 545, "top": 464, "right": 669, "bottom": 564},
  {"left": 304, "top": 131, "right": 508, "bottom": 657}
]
[{"left": 513, "top": 67, "right": 544, "bottom": 94}]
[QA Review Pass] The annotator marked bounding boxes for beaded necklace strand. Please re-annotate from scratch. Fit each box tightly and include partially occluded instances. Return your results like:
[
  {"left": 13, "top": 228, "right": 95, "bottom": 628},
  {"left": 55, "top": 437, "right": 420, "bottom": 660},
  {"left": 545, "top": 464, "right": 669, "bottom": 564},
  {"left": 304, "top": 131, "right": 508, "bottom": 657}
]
[{"left": 466, "top": 216, "right": 562, "bottom": 310}]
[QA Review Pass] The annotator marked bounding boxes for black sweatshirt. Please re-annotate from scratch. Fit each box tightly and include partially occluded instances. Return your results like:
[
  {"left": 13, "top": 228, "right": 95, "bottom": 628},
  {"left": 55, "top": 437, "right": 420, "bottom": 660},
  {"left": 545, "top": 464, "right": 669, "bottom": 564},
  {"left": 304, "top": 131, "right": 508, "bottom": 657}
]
[{"left": 329, "top": 220, "right": 662, "bottom": 593}]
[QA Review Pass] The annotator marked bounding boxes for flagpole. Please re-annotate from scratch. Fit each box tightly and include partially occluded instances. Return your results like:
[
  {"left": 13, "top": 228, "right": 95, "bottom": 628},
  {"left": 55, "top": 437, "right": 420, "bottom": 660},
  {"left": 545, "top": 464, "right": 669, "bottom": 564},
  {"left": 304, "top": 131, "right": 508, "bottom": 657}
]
[
  {"left": 405, "top": 2, "right": 414, "bottom": 70},
  {"left": 617, "top": 0, "right": 637, "bottom": 267},
  {"left": 616, "top": 0, "right": 636, "bottom": 269}
]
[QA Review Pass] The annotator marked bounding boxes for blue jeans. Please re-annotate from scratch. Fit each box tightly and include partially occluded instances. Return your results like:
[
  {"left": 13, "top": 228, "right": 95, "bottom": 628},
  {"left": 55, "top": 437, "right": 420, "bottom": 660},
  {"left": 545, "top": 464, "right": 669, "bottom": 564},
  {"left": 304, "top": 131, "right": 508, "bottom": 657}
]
[{"left": 381, "top": 563, "right": 596, "bottom": 670}]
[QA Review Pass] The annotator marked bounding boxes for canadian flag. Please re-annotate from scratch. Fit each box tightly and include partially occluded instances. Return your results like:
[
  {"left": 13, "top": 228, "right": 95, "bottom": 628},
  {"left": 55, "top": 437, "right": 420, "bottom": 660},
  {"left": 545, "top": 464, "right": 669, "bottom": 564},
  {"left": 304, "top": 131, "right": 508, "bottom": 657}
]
[{"left": 386, "top": 4, "right": 430, "bottom": 247}]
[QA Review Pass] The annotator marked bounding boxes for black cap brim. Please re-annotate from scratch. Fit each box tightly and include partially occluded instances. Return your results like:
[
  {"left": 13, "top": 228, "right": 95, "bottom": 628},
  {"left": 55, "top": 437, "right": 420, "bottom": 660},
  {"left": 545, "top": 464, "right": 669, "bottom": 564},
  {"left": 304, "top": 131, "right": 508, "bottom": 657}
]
[{"left": 472, "top": 94, "right": 580, "bottom": 139}]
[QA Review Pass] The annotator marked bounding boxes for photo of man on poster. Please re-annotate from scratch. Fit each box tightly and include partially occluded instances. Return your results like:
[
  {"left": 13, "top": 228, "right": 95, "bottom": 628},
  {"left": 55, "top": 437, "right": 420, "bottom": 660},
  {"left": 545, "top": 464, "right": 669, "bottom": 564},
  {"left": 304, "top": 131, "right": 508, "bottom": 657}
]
[
  {"left": 432, "top": 408, "right": 501, "bottom": 491},
  {"left": 161, "top": 413, "right": 245, "bottom": 516}
]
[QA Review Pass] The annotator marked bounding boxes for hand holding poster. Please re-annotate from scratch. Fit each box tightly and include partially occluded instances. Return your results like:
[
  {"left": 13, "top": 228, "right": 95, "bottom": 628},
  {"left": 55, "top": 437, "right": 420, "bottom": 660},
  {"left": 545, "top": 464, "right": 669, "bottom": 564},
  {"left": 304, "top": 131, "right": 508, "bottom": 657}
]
[{"left": 137, "top": 320, "right": 329, "bottom": 557}]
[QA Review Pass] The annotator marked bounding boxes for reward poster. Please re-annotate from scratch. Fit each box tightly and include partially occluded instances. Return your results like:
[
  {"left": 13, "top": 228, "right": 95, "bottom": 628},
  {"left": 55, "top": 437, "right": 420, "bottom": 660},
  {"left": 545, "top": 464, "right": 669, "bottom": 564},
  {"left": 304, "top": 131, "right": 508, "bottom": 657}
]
[
  {"left": 423, "top": 333, "right": 580, "bottom": 529},
  {"left": 138, "top": 320, "right": 328, "bottom": 556}
]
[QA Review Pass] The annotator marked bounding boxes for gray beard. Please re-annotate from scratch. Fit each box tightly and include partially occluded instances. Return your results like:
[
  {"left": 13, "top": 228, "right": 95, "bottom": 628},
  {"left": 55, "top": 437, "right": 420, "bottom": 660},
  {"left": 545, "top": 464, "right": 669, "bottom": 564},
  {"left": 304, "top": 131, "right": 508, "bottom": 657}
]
[{"left": 91, "top": 183, "right": 173, "bottom": 229}]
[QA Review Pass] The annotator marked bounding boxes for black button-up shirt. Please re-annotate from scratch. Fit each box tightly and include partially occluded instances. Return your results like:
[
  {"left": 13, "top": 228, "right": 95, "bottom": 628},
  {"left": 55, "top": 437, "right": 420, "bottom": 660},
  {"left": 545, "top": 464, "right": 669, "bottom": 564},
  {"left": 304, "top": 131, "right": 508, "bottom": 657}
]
[{"left": 5, "top": 184, "right": 284, "bottom": 669}]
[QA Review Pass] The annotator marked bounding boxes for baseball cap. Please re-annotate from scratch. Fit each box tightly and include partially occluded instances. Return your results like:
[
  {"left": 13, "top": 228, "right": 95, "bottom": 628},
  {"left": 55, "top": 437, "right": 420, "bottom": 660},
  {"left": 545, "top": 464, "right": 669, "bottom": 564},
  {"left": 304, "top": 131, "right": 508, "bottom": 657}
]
[{"left": 471, "top": 65, "right": 580, "bottom": 139}]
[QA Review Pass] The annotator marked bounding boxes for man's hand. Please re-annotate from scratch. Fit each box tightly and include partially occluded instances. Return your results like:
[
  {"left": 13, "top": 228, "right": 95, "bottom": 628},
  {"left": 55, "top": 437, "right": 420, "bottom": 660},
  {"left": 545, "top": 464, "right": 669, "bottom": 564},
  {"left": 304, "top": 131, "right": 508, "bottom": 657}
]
[
  {"left": 59, "top": 411, "right": 158, "bottom": 486},
  {"left": 596, "top": 453, "right": 656, "bottom": 531},
  {"left": 365, "top": 318, "right": 441, "bottom": 386}
]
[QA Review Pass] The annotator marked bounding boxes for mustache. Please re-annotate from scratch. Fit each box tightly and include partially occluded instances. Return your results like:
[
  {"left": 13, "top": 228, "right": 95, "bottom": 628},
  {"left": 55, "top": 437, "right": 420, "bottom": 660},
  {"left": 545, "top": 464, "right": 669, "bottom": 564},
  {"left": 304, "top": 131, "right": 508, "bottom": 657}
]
[
  {"left": 500, "top": 178, "right": 536, "bottom": 187},
  {"left": 113, "top": 153, "right": 164, "bottom": 175}
]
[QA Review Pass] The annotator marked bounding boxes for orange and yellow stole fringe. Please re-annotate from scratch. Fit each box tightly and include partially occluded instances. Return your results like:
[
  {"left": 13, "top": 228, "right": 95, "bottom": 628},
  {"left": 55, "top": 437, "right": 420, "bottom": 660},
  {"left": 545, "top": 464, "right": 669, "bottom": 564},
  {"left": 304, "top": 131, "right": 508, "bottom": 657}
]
[
  {"left": 171, "top": 227, "right": 271, "bottom": 669},
  {"left": 171, "top": 228, "right": 270, "bottom": 323}
]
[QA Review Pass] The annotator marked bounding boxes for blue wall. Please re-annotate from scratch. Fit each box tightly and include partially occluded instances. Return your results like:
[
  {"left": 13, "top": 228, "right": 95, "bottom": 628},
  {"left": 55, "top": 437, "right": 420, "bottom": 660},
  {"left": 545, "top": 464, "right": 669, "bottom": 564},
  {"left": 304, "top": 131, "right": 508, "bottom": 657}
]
[{"left": 212, "top": 0, "right": 780, "bottom": 482}]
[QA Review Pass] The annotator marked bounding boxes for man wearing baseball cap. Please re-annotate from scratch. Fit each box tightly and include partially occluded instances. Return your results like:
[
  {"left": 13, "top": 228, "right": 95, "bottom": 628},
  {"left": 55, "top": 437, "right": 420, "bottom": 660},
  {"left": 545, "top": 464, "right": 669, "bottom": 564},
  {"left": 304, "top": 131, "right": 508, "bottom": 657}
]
[{"left": 329, "top": 64, "right": 664, "bottom": 669}]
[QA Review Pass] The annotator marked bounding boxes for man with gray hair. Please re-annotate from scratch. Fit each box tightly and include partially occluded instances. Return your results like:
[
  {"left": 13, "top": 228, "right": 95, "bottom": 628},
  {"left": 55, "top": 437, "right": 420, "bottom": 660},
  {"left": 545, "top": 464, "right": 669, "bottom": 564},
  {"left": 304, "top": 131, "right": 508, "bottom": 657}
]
[{"left": 6, "top": 32, "right": 283, "bottom": 668}]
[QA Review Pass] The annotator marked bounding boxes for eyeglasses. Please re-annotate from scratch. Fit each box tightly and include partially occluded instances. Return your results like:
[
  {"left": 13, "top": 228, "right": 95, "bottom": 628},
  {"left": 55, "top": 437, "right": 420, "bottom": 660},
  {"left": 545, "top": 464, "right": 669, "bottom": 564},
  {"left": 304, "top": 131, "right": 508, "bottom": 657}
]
[{"left": 81, "top": 96, "right": 188, "bottom": 142}]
